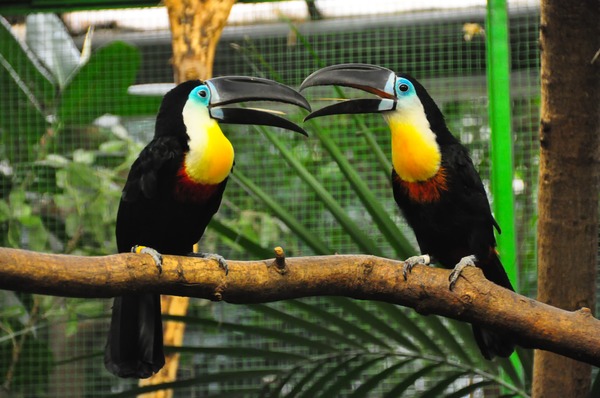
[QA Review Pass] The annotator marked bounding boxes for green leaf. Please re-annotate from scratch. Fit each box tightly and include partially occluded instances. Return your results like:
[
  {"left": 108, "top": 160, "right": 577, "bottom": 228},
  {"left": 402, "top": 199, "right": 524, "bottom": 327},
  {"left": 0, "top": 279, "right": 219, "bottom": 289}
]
[
  {"left": 444, "top": 380, "right": 494, "bottom": 398},
  {"left": 315, "top": 355, "right": 386, "bottom": 398},
  {"left": 72, "top": 149, "right": 95, "bottom": 165},
  {"left": 282, "top": 357, "right": 335, "bottom": 398},
  {"left": 98, "top": 140, "right": 128, "bottom": 154},
  {"left": 0, "top": 16, "right": 53, "bottom": 163},
  {"left": 249, "top": 303, "right": 364, "bottom": 349},
  {"left": 58, "top": 41, "right": 141, "bottom": 124},
  {"left": 21, "top": 215, "right": 48, "bottom": 251},
  {"left": 288, "top": 24, "right": 392, "bottom": 178},
  {"left": 264, "top": 365, "right": 300, "bottom": 398},
  {"left": 373, "top": 303, "right": 445, "bottom": 357},
  {"left": 368, "top": 302, "right": 422, "bottom": 351},
  {"left": 418, "top": 316, "right": 474, "bottom": 365},
  {"left": 515, "top": 346, "right": 533, "bottom": 385},
  {"left": 208, "top": 217, "right": 273, "bottom": 259},
  {"left": 0, "top": 200, "right": 10, "bottom": 222},
  {"left": 10, "top": 189, "right": 32, "bottom": 220},
  {"left": 288, "top": 299, "right": 410, "bottom": 351},
  {"left": 327, "top": 297, "right": 393, "bottom": 348},
  {"left": 37, "top": 154, "right": 70, "bottom": 168},
  {"left": 309, "top": 125, "right": 416, "bottom": 258},
  {"left": 231, "top": 170, "right": 332, "bottom": 254},
  {"left": 165, "top": 345, "right": 307, "bottom": 361},
  {"left": 107, "top": 369, "right": 280, "bottom": 398},
  {"left": 168, "top": 315, "right": 338, "bottom": 353},
  {"left": 296, "top": 354, "right": 359, "bottom": 398},
  {"left": 383, "top": 363, "right": 443, "bottom": 398},
  {"left": 495, "top": 356, "right": 523, "bottom": 391},
  {"left": 418, "top": 370, "right": 469, "bottom": 398},
  {"left": 443, "top": 319, "right": 493, "bottom": 369},
  {"left": 53, "top": 350, "right": 103, "bottom": 366},
  {"left": 348, "top": 358, "right": 416, "bottom": 398},
  {"left": 259, "top": 125, "right": 384, "bottom": 256},
  {"left": 0, "top": 16, "right": 54, "bottom": 106},
  {"left": 25, "top": 14, "right": 80, "bottom": 89}
]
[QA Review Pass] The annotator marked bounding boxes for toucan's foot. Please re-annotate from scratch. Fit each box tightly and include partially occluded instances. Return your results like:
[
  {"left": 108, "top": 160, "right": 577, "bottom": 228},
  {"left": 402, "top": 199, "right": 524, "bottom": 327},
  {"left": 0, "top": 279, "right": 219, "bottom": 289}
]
[
  {"left": 402, "top": 254, "right": 431, "bottom": 280},
  {"left": 448, "top": 255, "right": 477, "bottom": 290},
  {"left": 132, "top": 245, "right": 163, "bottom": 274},
  {"left": 189, "top": 252, "right": 229, "bottom": 275}
]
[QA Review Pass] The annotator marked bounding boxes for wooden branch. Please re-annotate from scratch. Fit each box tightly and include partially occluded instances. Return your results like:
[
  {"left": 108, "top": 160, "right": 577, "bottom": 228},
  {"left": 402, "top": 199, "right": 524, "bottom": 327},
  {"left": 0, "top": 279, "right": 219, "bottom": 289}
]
[{"left": 1, "top": 247, "right": 599, "bottom": 367}]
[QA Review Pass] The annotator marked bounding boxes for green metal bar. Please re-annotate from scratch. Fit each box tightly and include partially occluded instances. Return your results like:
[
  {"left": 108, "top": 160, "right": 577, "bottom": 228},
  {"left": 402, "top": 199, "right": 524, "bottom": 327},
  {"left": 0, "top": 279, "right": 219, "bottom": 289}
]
[
  {"left": 486, "top": 0, "right": 523, "bottom": 384},
  {"left": 486, "top": 0, "right": 518, "bottom": 291}
]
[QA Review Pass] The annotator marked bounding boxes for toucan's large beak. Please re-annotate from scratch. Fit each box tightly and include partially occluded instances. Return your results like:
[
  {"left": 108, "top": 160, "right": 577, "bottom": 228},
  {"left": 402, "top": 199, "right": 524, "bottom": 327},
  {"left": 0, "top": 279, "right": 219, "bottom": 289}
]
[
  {"left": 300, "top": 63, "right": 397, "bottom": 121},
  {"left": 206, "top": 76, "right": 310, "bottom": 136}
]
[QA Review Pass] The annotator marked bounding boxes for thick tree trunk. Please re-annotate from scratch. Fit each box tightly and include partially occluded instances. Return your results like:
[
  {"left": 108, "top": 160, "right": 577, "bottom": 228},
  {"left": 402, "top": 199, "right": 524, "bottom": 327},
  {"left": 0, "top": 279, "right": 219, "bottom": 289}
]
[{"left": 533, "top": 0, "right": 600, "bottom": 396}]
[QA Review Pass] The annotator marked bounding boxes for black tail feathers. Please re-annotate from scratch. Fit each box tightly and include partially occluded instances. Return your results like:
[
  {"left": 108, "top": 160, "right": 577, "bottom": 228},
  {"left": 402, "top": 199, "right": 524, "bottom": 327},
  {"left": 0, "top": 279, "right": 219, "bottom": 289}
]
[
  {"left": 473, "top": 250, "right": 515, "bottom": 359},
  {"left": 104, "top": 294, "right": 165, "bottom": 378},
  {"left": 472, "top": 324, "right": 515, "bottom": 360}
]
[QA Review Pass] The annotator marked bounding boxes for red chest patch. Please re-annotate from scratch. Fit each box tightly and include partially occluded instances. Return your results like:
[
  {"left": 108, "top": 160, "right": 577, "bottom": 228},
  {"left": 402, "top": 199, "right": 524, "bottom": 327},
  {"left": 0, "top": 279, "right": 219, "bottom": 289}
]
[
  {"left": 174, "top": 166, "right": 221, "bottom": 203},
  {"left": 396, "top": 167, "right": 448, "bottom": 203}
]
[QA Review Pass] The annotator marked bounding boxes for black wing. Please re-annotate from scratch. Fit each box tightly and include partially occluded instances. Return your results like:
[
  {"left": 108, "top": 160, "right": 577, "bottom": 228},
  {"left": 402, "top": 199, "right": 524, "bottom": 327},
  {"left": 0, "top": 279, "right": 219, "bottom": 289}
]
[
  {"left": 120, "top": 136, "right": 184, "bottom": 203},
  {"left": 115, "top": 135, "right": 227, "bottom": 255}
]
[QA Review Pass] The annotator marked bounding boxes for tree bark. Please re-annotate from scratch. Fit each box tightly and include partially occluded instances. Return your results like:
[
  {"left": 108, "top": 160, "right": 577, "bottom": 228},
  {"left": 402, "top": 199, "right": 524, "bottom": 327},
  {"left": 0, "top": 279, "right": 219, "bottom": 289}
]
[
  {"left": 2, "top": 247, "right": 600, "bottom": 367},
  {"left": 533, "top": 0, "right": 600, "bottom": 396},
  {"left": 164, "top": 0, "right": 236, "bottom": 83}
]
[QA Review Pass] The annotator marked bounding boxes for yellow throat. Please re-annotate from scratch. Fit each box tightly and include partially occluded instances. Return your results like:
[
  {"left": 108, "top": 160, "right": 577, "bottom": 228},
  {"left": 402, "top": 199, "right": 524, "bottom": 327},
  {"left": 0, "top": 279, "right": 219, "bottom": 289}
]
[
  {"left": 182, "top": 104, "right": 234, "bottom": 185},
  {"left": 384, "top": 109, "right": 441, "bottom": 183}
]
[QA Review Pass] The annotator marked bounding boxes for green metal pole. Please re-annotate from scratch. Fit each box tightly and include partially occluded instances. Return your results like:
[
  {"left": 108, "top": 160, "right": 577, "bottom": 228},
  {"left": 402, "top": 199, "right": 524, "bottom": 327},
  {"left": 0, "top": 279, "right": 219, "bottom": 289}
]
[
  {"left": 486, "top": 0, "right": 518, "bottom": 290},
  {"left": 486, "top": 0, "right": 524, "bottom": 383}
]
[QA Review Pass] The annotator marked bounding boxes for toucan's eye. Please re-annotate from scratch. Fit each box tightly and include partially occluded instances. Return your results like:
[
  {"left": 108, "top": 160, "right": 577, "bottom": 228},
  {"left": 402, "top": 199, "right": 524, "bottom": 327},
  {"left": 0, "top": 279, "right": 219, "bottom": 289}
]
[
  {"left": 198, "top": 89, "right": 208, "bottom": 98},
  {"left": 399, "top": 83, "right": 409, "bottom": 92}
]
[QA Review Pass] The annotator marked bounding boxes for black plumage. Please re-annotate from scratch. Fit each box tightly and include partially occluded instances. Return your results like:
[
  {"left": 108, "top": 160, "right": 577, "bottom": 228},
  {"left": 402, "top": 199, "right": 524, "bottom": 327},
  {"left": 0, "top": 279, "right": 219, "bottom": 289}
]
[
  {"left": 105, "top": 82, "right": 227, "bottom": 379},
  {"left": 301, "top": 63, "right": 515, "bottom": 360},
  {"left": 105, "top": 78, "right": 309, "bottom": 378}
]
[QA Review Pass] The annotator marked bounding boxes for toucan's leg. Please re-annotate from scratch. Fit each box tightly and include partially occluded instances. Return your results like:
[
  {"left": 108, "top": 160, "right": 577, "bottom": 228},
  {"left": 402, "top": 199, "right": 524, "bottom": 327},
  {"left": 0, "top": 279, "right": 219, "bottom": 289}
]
[
  {"left": 188, "top": 252, "right": 229, "bottom": 275},
  {"left": 402, "top": 254, "right": 431, "bottom": 280},
  {"left": 132, "top": 245, "right": 163, "bottom": 273},
  {"left": 448, "top": 255, "right": 477, "bottom": 290}
]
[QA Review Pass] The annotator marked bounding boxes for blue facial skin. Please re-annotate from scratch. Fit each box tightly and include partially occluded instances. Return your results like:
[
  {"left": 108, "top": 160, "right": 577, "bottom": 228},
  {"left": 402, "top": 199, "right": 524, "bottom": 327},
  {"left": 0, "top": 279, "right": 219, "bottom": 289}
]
[
  {"left": 395, "top": 77, "right": 416, "bottom": 98},
  {"left": 188, "top": 84, "right": 211, "bottom": 107}
]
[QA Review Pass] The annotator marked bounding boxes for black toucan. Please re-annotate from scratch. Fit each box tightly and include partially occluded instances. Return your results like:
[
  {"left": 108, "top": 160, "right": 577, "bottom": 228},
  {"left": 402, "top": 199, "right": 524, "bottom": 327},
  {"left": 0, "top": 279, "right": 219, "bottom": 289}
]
[
  {"left": 300, "top": 63, "right": 515, "bottom": 360},
  {"left": 105, "top": 77, "right": 310, "bottom": 378}
]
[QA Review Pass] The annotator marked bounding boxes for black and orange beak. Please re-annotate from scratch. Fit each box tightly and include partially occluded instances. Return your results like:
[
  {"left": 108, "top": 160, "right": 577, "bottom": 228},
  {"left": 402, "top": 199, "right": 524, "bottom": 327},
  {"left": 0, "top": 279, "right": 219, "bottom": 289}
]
[
  {"left": 300, "top": 63, "right": 397, "bottom": 121},
  {"left": 207, "top": 76, "right": 310, "bottom": 136}
]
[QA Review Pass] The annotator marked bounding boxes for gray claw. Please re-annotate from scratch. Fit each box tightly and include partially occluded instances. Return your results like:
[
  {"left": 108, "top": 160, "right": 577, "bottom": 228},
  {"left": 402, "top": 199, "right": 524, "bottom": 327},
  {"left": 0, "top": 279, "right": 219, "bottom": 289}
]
[
  {"left": 448, "top": 255, "right": 477, "bottom": 290},
  {"left": 402, "top": 254, "right": 431, "bottom": 280},
  {"left": 190, "top": 252, "right": 229, "bottom": 275},
  {"left": 132, "top": 245, "right": 163, "bottom": 274}
]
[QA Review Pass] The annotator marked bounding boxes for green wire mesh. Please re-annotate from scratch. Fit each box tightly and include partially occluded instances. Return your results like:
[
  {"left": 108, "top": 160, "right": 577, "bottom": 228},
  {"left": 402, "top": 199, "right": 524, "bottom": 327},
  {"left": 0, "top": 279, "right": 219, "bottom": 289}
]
[{"left": 0, "top": 1, "right": 547, "bottom": 396}]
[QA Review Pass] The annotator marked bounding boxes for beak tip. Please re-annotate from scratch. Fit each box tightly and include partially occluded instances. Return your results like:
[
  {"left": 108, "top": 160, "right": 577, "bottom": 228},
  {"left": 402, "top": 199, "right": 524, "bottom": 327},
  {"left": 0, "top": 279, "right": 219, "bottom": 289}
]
[
  {"left": 299, "top": 63, "right": 397, "bottom": 99},
  {"left": 301, "top": 101, "right": 312, "bottom": 112},
  {"left": 303, "top": 113, "right": 315, "bottom": 122}
]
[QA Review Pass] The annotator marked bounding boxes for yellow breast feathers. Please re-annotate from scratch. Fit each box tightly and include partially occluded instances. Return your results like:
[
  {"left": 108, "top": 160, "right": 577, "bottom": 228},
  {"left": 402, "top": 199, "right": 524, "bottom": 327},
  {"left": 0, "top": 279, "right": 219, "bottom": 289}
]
[
  {"left": 182, "top": 107, "right": 235, "bottom": 185},
  {"left": 385, "top": 113, "right": 441, "bottom": 183}
]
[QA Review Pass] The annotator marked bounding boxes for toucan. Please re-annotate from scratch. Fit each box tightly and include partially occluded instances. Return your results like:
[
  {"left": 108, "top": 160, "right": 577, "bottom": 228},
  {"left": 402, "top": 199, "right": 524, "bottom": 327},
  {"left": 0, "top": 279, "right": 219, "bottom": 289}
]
[
  {"left": 300, "top": 63, "right": 515, "bottom": 360},
  {"left": 105, "top": 77, "right": 310, "bottom": 378}
]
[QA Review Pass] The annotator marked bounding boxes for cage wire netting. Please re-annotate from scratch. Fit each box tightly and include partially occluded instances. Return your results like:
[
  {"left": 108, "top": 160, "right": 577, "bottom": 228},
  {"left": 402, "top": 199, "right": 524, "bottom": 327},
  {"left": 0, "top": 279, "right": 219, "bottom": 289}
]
[{"left": 0, "top": 0, "right": 557, "bottom": 396}]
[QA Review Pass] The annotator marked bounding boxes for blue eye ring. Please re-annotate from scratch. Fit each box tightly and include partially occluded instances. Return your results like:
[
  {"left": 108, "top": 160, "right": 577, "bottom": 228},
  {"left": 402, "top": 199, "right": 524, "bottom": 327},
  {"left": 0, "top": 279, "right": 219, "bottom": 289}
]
[
  {"left": 190, "top": 84, "right": 211, "bottom": 105},
  {"left": 395, "top": 78, "right": 414, "bottom": 96}
]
